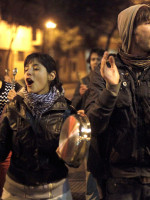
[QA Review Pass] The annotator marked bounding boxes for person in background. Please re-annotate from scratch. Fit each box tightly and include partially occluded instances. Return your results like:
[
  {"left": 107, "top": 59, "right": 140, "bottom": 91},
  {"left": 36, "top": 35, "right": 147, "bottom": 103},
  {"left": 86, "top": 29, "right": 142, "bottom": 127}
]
[
  {"left": 0, "top": 75, "right": 13, "bottom": 198},
  {"left": 0, "top": 75, "right": 12, "bottom": 117},
  {"left": 72, "top": 48, "right": 104, "bottom": 200},
  {"left": 71, "top": 48, "right": 104, "bottom": 111},
  {"left": 85, "top": 4, "right": 150, "bottom": 200},
  {"left": 3, "top": 75, "right": 11, "bottom": 84},
  {"left": 0, "top": 73, "right": 21, "bottom": 198},
  {"left": 0, "top": 53, "right": 74, "bottom": 200}
]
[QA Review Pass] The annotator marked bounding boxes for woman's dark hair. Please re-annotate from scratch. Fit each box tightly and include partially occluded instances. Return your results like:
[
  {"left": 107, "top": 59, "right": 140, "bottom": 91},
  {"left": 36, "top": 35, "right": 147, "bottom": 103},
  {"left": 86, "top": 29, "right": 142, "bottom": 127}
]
[
  {"left": 24, "top": 53, "right": 62, "bottom": 92},
  {"left": 134, "top": 6, "right": 150, "bottom": 30},
  {"left": 87, "top": 48, "right": 105, "bottom": 63}
]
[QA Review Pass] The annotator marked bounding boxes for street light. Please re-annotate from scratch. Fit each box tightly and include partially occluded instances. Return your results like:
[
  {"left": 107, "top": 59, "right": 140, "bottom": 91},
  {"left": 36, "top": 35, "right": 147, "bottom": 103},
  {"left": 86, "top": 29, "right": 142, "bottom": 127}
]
[
  {"left": 131, "top": 0, "right": 149, "bottom": 3},
  {"left": 42, "top": 21, "right": 57, "bottom": 55},
  {"left": 45, "top": 21, "right": 57, "bottom": 29}
]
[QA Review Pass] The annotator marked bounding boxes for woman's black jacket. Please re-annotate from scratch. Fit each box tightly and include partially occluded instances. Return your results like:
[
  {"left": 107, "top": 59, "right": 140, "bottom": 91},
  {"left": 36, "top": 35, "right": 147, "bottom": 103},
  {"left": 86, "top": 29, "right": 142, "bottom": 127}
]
[{"left": 0, "top": 93, "right": 73, "bottom": 186}]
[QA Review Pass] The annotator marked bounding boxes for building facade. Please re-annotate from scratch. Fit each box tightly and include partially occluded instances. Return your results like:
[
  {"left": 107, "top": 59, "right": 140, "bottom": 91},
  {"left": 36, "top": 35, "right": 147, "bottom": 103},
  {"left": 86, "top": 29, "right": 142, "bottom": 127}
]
[{"left": 0, "top": 20, "right": 42, "bottom": 80}]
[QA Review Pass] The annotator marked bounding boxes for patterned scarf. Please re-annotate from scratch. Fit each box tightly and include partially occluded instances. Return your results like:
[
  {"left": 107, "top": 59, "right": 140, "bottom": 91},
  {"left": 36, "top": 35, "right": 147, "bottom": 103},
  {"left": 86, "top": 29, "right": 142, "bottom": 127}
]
[
  {"left": 118, "top": 49, "right": 150, "bottom": 70},
  {"left": 23, "top": 86, "right": 64, "bottom": 118}
]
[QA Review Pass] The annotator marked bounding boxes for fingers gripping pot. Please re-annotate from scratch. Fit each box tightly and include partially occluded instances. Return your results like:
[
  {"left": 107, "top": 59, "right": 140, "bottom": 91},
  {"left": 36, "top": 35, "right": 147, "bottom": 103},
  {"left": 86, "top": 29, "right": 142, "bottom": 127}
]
[{"left": 57, "top": 114, "right": 91, "bottom": 168}]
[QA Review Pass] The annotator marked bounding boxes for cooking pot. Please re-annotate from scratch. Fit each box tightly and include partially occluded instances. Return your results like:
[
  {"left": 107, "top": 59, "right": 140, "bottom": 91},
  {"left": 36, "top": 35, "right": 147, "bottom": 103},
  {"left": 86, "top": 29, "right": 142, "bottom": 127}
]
[{"left": 56, "top": 113, "right": 91, "bottom": 168}]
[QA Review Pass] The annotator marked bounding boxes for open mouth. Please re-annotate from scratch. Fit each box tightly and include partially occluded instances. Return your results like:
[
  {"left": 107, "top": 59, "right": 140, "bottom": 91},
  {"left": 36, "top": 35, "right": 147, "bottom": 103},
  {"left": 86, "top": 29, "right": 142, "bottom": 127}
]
[{"left": 26, "top": 78, "right": 34, "bottom": 86}]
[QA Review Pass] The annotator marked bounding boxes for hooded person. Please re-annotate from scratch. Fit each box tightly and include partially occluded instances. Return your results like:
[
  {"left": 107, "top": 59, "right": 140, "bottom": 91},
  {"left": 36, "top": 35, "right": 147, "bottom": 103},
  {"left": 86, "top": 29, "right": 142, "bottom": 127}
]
[{"left": 85, "top": 4, "right": 150, "bottom": 200}]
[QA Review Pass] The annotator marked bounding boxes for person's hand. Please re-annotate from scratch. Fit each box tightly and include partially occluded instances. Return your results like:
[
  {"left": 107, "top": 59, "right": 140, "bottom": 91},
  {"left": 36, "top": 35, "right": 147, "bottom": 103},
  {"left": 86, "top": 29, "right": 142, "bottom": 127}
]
[
  {"left": 7, "top": 89, "right": 17, "bottom": 101},
  {"left": 77, "top": 110, "right": 85, "bottom": 116},
  {"left": 79, "top": 84, "right": 88, "bottom": 96},
  {"left": 100, "top": 51, "right": 120, "bottom": 85}
]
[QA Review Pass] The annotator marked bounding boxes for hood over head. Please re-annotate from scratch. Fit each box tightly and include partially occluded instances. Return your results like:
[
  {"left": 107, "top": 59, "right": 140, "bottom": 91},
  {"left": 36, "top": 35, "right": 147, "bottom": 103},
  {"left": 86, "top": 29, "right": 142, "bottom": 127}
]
[{"left": 117, "top": 4, "right": 148, "bottom": 53}]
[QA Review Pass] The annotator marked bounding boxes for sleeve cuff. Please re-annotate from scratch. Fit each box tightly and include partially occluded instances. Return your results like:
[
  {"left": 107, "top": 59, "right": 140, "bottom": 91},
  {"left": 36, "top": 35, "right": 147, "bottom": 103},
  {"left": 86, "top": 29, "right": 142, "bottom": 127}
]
[{"left": 106, "top": 81, "right": 121, "bottom": 96}]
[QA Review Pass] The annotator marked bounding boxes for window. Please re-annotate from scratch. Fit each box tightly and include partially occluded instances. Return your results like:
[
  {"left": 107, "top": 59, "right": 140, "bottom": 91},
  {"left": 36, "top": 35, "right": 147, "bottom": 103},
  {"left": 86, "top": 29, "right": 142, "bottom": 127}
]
[
  {"left": 18, "top": 51, "right": 24, "bottom": 61},
  {"left": 32, "top": 28, "right": 36, "bottom": 41},
  {"left": 72, "top": 62, "right": 76, "bottom": 72}
]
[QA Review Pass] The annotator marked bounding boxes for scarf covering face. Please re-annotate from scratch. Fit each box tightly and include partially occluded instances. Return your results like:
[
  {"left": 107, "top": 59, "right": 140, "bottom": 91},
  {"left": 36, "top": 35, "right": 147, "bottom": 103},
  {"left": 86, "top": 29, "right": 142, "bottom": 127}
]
[
  {"left": 119, "top": 49, "right": 150, "bottom": 70},
  {"left": 117, "top": 4, "right": 147, "bottom": 53},
  {"left": 23, "top": 86, "right": 64, "bottom": 118}
]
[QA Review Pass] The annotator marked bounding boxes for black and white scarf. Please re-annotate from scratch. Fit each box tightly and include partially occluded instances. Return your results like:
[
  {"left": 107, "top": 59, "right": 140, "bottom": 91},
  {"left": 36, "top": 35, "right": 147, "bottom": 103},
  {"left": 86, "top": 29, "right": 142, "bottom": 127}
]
[{"left": 23, "top": 86, "right": 64, "bottom": 118}]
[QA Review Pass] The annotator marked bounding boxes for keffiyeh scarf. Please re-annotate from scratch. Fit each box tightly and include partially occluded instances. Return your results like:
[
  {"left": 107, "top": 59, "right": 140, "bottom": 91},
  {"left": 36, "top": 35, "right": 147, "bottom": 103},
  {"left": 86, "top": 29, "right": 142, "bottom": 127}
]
[{"left": 23, "top": 86, "right": 64, "bottom": 118}]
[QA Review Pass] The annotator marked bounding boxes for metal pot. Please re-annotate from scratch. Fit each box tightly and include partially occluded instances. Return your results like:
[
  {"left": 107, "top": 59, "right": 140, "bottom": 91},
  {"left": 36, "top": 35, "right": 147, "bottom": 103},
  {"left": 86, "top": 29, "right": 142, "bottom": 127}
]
[{"left": 56, "top": 114, "right": 91, "bottom": 168}]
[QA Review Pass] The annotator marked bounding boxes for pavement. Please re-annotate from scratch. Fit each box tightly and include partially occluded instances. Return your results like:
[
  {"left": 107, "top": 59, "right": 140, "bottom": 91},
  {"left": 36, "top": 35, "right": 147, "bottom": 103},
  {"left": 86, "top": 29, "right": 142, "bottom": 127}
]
[{"left": 68, "top": 163, "right": 86, "bottom": 200}]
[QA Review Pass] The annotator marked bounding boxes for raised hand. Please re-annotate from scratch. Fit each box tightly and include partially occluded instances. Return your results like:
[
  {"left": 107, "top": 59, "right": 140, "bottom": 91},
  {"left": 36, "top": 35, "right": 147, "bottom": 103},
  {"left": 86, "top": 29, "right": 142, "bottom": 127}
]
[
  {"left": 7, "top": 89, "right": 17, "bottom": 101},
  {"left": 100, "top": 51, "right": 120, "bottom": 85}
]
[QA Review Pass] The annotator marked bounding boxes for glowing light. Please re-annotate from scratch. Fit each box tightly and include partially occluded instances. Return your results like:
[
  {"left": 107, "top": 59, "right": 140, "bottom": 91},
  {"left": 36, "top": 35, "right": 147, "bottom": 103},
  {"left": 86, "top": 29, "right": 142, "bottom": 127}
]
[
  {"left": 45, "top": 21, "right": 57, "bottom": 29},
  {"left": 81, "top": 127, "right": 91, "bottom": 133},
  {"left": 83, "top": 134, "right": 87, "bottom": 138}
]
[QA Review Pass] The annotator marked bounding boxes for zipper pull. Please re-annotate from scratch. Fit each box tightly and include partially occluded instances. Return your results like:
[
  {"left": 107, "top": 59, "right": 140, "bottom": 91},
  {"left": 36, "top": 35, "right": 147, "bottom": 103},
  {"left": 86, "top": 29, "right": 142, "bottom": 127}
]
[{"left": 137, "top": 80, "right": 140, "bottom": 86}]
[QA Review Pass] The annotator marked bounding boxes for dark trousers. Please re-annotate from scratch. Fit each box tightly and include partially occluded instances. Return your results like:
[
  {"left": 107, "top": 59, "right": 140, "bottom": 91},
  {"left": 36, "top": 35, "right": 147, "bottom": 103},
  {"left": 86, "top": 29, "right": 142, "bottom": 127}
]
[{"left": 104, "top": 177, "right": 150, "bottom": 200}]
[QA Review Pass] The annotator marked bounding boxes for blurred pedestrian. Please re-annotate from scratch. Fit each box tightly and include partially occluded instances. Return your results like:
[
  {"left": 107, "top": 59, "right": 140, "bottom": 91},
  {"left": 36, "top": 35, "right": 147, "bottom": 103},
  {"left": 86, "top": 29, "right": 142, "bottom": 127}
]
[
  {"left": 72, "top": 48, "right": 104, "bottom": 111},
  {"left": 0, "top": 75, "right": 12, "bottom": 117},
  {"left": 72, "top": 48, "right": 104, "bottom": 200},
  {"left": 0, "top": 73, "right": 22, "bottom": 198},
  {"left": 0, "top": 75, "right": 12, "bottom": 198}
]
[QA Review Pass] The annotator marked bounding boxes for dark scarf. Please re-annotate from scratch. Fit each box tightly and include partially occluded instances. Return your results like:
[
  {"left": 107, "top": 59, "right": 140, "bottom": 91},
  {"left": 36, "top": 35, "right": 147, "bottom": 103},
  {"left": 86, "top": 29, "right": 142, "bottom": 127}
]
[
  {"left": 118, "top": 49, "right": 150, "bottom": 70},
  {"left": 23, "top": 86, "right": 64, "bottom": 118}
]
